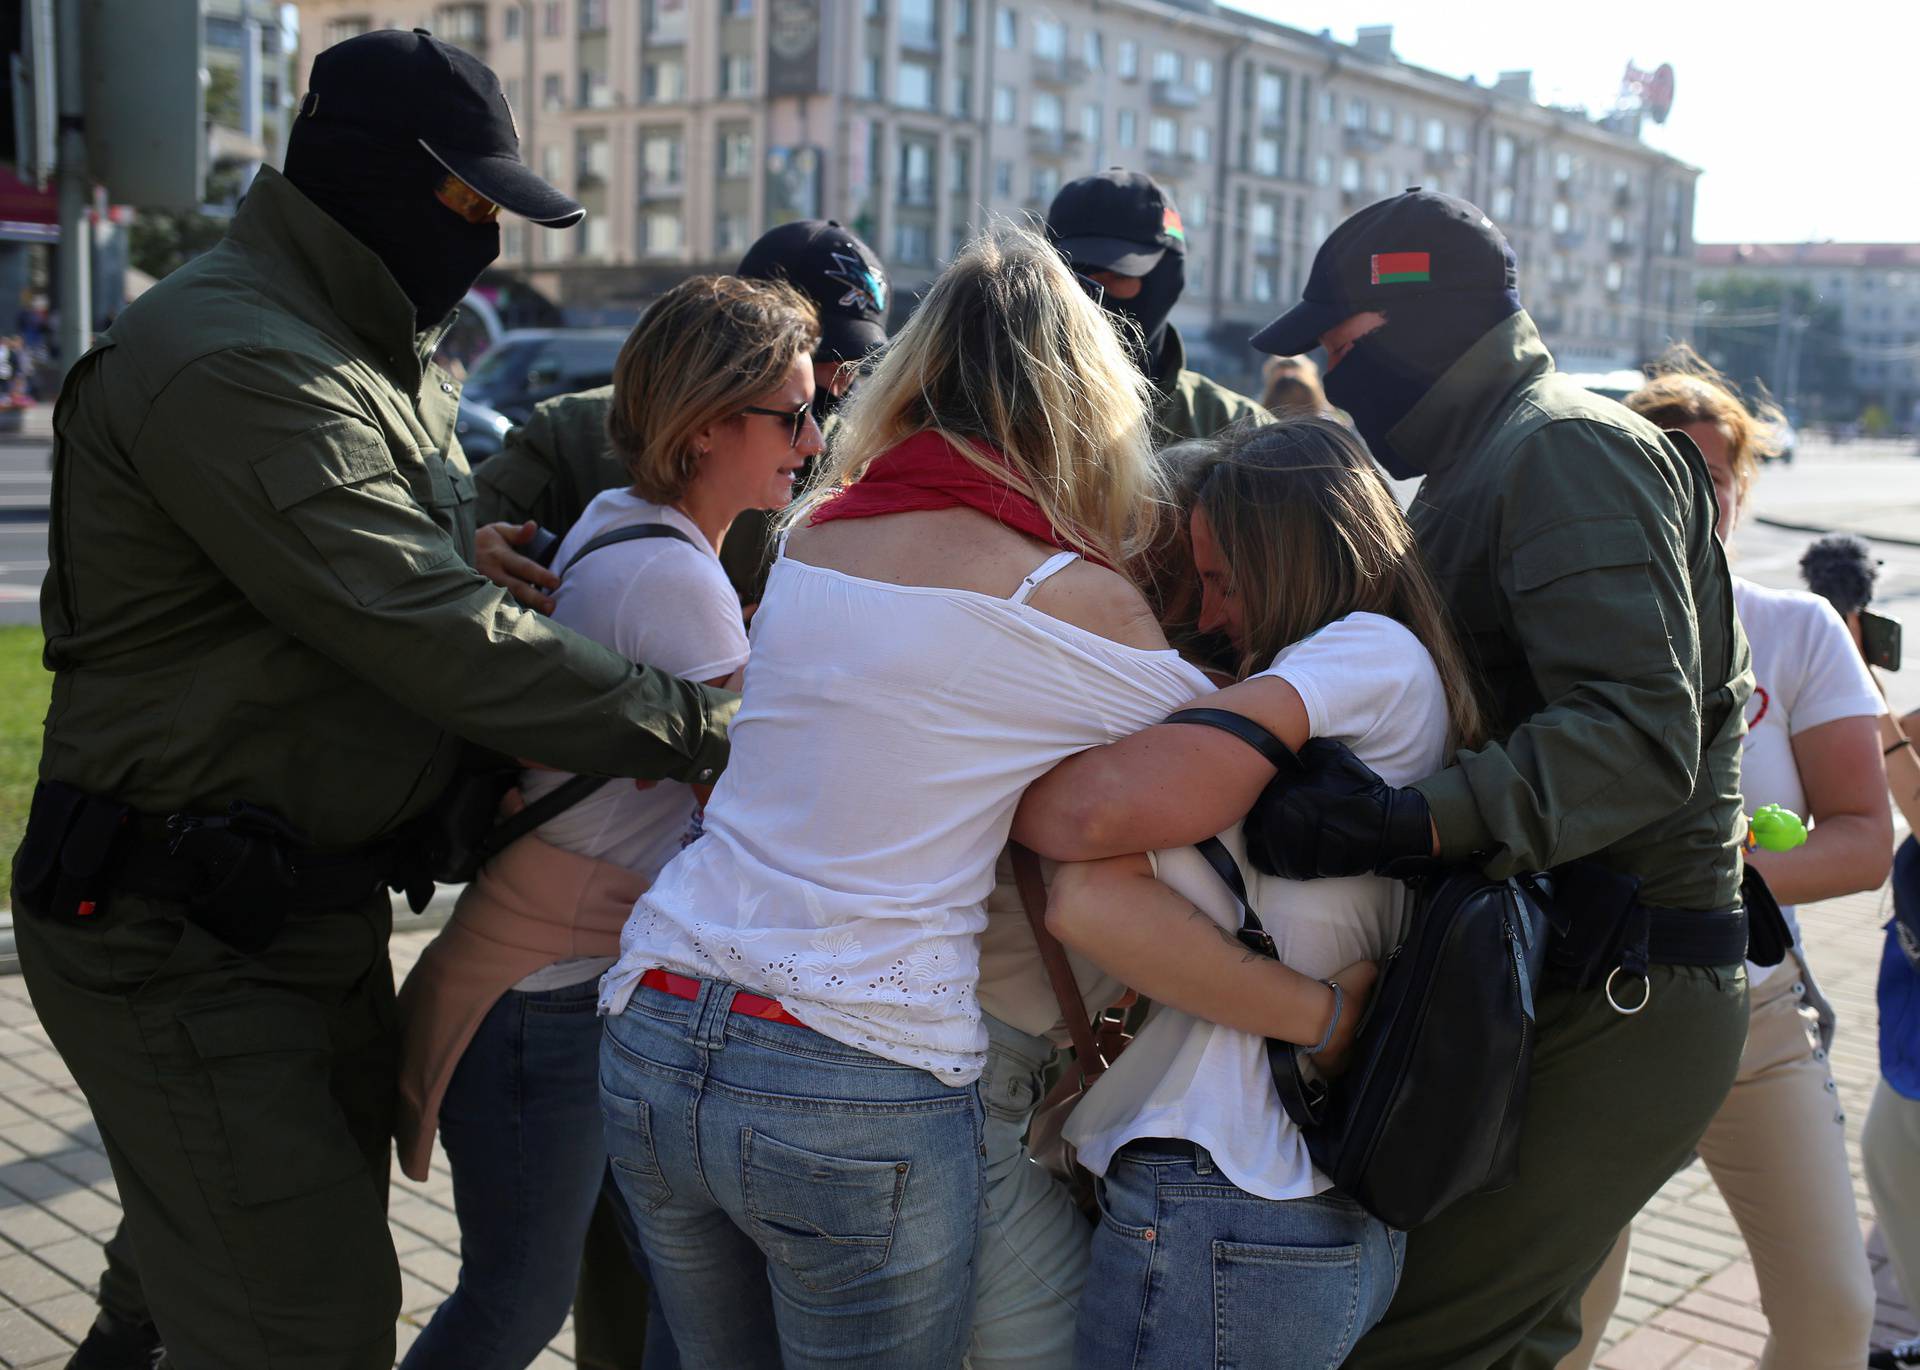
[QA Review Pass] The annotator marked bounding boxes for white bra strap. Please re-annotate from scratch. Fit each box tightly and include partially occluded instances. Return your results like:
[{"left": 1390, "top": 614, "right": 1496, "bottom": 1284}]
[{"left": 1009, "top": 550, "right": 1080, "bottom": 605}]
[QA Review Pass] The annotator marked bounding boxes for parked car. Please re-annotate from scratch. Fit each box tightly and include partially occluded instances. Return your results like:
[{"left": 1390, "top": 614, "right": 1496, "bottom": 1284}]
[
  {"left": 459, "top": 328, "right": 628, "bottom": 426},
  {"left": 455, "top": 395, "right": 514, "bottom": 463},
  {"left": 1762, "top": 415, "right": 1796, "bottom": 464}
]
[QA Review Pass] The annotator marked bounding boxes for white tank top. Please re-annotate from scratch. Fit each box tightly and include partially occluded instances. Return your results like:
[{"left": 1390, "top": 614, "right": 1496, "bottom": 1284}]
[{"left": 600, "top": 548, "right": 1213, "bottom": 1084}]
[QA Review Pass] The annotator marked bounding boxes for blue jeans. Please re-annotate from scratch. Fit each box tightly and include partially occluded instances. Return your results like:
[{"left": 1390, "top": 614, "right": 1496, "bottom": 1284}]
[
  {"left": 600, "top": 977, "right": 986, "bottom": 1370},
  {"left": 402, "top": 979, "right": 674, "bottom": 1370},
  {"left": 1076, "top": 1140, "right": 1403, "bottom": 1370}
]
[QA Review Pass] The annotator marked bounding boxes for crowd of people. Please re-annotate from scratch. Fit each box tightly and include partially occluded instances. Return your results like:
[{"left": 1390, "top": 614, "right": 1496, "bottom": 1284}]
[{"left": 12, "top": 27, "right": 1920, "bottom": 1370}]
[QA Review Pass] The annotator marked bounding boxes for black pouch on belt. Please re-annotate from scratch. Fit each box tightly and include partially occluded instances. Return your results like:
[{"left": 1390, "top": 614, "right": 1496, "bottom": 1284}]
[
  {"left": 1542, "top": 859, "right": 1649, "bottom": 991},
  {"left": 14, "top": 780, "right": 132, "bottom": 919},
  {"left": 161, "top": 804, "right": 302, "bottom": 954},
  {"left": 1740, "top": 864, "right": 1792, "bottom": 968}
]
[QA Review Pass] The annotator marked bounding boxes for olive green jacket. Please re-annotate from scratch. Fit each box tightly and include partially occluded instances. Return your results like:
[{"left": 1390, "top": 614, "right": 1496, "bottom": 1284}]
[
  {"left": 39, "top": 168, "right": 733, "bottom": 848},
  {"left": 1152, "top": 325, "right": 1271, "bottom": 444},
  {"left": 1401, "top": 312, "right": 1750, "bottom": 910}
]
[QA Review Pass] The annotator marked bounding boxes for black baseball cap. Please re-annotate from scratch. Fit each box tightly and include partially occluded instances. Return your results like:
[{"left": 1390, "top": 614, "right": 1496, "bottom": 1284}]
[
  {"left": 1252, "top": 188, "right": 1518, "bottom": 356},
  {"left": 737, "top": 219, "right": 890, "bottom": 363},
  {"left": 1048, "top": 168, "right": 1188, "bottom": 277},
  {"left": 301, "top": 28, "right": 583, "bottom": 228}
]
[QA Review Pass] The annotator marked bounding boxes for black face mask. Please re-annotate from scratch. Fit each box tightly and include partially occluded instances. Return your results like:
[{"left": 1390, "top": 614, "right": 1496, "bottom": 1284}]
[
  {"left": 284, "top": 118, "right": 500, "bottom": 330},
  {"left": 1106, "top": 252, "right": 1185, "bottom": 380},
  {"left": 1321, "top": 290, "right": 1523, "bottom": 478}
]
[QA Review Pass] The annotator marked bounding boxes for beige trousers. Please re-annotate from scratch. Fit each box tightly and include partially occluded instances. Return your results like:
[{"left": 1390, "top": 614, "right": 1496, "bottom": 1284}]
[
  {"left": 1562, "top": 968, "right": 1875, "bottom": 1370},
  {"left": 1866, "top": 1076, "right": 1920, "bottom": 1313}
]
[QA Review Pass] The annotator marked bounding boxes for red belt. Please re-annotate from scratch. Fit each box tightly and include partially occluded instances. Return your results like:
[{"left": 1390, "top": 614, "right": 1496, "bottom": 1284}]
[{"left": 639, "top": 968, "right": 810, "bottom": 1030}]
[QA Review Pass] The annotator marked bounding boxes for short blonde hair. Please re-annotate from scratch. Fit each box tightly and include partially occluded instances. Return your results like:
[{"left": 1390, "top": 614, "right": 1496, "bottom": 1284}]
[
  {"left": 784, "top": 221, "right": 1164, "bottom": 572},
  {"left": 608, "top": 275, "right": 818, "bottom": 504},
  {"left": 1627, "top": 344, "right": 1781, "bottom": 505}
]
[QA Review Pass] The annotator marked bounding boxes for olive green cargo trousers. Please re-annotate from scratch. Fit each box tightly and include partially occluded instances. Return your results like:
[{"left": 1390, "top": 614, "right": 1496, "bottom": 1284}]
[
  {"left": 1345, "top": 962, "right": 1751, "bottom": 1370},
  {"left": 15, "top": 888, "right": 401, "bottom": 1370}
]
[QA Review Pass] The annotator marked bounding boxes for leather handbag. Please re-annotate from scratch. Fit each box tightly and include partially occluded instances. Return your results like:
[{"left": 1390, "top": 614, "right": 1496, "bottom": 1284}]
[{"left": 1167, "top": 705, "right": 1555, "bottom": 1231}]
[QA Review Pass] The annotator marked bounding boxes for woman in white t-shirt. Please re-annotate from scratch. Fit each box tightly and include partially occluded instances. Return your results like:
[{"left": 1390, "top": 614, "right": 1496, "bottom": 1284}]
[
  {"left": 1011, "top": 418, "right": 1487, "bottom": 1369},
  {"left": 396, "top": 275, "right": 821, "bottom": 1369},
  {"left": 1564, "top": 352, "right": 1894, "bottom": 1370}
]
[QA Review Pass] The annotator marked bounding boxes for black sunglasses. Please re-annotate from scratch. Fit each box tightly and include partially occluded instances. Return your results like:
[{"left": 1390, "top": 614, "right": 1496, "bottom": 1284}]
[{"left": 737, "top": 401, "right": 814, "bottom": 449}]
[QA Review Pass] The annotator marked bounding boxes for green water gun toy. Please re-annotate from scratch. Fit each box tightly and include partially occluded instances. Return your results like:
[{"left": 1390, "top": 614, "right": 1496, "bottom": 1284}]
[{"left": 1746, "top": 804, "right": 1808, "bottom": 853}]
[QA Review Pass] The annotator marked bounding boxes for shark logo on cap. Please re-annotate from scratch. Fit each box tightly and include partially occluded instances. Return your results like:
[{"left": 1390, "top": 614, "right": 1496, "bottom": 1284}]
[{"left": 826, "top": 251, "right": 887, "bottom": 315}]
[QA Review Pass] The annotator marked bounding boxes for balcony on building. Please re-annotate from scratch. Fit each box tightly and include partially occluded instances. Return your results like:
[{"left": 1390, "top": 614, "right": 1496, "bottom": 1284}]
[
  {"left": 1256, "top": 104, "right": 1287, "bottom": 134},
  {"left": 1027, "top": 126, "right": 1084, "bottom": 158},
  {"left": 637, "top": 173, "right": 683, "bottom": 202},
  {"left": 1148, "top": 147, "right": 1197, "bottom": 179},
  {"left": 1424, "top": 147, "right": 1463, "bottom": 174},
  {"left": 646, "top": 0, "right": 686, "bottom": 44},
  {"left": 433, "top": 3, "right": 486, "bottom": 58},
  {"left": 1032, "top": 55, "right": 1088, "bottom": 87},
  {"left": 1553, "top": 228, "right": 1587, "bottom": 249},
  {"left": 1151, "top": 79, "right": 1200, "bottom": 110},
  {"left": 898, "top": 177, "right": 936, "bottom": 209},
  {"left": 1342, "top": 125, "right": 1388, "bottom": 153}
]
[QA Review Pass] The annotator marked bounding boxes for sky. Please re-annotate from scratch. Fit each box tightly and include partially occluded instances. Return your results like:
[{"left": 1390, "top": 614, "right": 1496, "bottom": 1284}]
[{"left": 1227, "top": 1, "right": 1920, "bottom": 245}]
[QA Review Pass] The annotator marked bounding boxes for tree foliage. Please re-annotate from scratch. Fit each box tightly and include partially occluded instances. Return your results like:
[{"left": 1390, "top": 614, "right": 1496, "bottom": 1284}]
[{"left": 1693, "top": 274, "right": 1854, "bottom": 423}]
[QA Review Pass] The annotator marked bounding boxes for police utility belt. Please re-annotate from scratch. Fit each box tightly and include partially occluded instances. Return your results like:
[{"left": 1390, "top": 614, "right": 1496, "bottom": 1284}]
[{"left": 16, "top": 779, "right": 417, "bottom": 954}]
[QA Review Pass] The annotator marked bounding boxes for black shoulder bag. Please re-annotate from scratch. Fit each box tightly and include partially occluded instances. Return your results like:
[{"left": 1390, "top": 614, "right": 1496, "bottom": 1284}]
[
  {"left": 1167, "top": 707, "right": 1553, "bottom": 1231},
  {"left": 408, "top": 523, "right": 699, "bottom": 896}
]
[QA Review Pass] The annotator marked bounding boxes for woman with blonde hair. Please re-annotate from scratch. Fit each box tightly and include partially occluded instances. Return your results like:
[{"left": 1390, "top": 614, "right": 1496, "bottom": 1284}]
[
  {"left": 396, "top": 274, "right": 820, "bottom": 1368},
  {"left": 595, "top": 225, "right": 1358, "bottom": 1369},
  {"left": 1562, "top": 346, "right": 1891, "bottom": 1370},
  {"left": 1012, "top": 416, "right": 1484, "bottom": 1366}
]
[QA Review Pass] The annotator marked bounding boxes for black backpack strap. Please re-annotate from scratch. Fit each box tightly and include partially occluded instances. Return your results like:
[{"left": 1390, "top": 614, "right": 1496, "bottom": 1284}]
[
  {"left": 557, "top": 522, "right": 697, "bottom": 578},
  {"left": 1165, "top": 708, "right": 1304, "bottom": 775}
]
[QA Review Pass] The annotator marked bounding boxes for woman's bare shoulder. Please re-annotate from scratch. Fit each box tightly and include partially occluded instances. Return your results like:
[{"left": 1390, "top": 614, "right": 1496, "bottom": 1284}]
[{"left": 1025, "top": 557, "right": 1169, "bottom": 652}]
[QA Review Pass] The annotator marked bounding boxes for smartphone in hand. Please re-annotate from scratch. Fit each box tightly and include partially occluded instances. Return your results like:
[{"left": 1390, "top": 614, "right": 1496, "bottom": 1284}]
[{"left": 1861, "top": 610, "right": 1903, "bottom": 671}]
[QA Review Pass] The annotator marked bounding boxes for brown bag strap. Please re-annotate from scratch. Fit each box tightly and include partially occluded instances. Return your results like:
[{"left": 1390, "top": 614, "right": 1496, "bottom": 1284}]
[{"left": 1008, "top": 841, "right": 1109, "bottom": 1086}]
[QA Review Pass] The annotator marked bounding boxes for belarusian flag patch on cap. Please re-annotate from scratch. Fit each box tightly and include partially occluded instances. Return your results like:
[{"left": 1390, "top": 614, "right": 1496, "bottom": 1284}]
[
  {"left": 1371, "top": 252, "right": 1430, "bottom": 285},
  {"left": 1162, "top": 206, "right": 1185, "bottom": 242}
]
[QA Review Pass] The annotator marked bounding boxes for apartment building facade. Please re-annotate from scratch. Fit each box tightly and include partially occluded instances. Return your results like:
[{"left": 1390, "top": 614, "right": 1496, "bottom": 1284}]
[
  {"left": 296, "top": 0, "right": 1698, "bottom": 380},
  {"left": 1695, "top": 242, "right": 1920, "bottom": 427}
]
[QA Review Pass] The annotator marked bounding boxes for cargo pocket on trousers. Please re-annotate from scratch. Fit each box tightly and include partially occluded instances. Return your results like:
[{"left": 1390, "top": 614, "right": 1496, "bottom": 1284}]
[
  {"left": 600, "top": 1083, "right": 672, "bottom": 1217},
  {"left": 742, "top": 1128, "right": 908, "bottom": 1292},
  {"left": 178, "top": 996, "right": 367, "bottom": 1208}
]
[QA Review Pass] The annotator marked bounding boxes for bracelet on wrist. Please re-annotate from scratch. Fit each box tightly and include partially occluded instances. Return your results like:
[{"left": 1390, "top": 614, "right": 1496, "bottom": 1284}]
[
  {"left": 1308, "top": 979, "right": 1344, "bottom": 1055},
  {"left": 1888, "top": 738, "right": 1916, "bottom": 758}
]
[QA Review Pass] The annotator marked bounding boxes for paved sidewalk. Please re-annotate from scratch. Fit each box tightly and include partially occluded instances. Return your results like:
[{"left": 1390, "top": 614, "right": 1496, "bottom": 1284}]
[{"left": 0, "top": 883, "right": 1912, "bottom": 1367}]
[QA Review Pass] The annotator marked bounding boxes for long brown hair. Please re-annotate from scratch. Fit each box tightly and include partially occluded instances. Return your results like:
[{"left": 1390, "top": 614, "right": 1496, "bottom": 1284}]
[
  {"left": 783, "top": 221, "right": 1164, "bottom": 572},
  {"left": 1192, "top": 417, "right": 1485, "bottom": 750},
  {"left": 1627, "top": 342, "right": 1782, "bottom": 507},
  {"left": 607, "top": 274, "right": 819, "bottom": 504}
]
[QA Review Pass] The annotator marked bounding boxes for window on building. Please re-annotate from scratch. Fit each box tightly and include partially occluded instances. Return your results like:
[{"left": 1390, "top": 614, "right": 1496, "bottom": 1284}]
[
  {"left": 1605, "top": 260, "right": 1624, "bottom": 292},
  {"left": 1400, "top": 112, "right": 1416, "bottom": 143},
  {"left": 993, "top": 84, "right": 1016, "bottom": 125},
  {"left": 1084, "top": 31, "right": 1102, "bottom": 71},
  {"left": 1550, "top": 200, "right": 1570, "bottom": 233},
  {"left": 1194, "top": 58, "right": 1214, "bottom": 95},
  {"left": 541, "top": 144, "right": 563, "bottom": 182},
  {"left": 1256, "top": 71, "right": 1284, "bottom": 118},
  {"left": 640, "top": 130, "right": 683, "bottom": 185},
  {"left": 995, "top": 5, "right": 1016, "bottom": 49},
  {"left": 578, "top": 216, "right": 609, "bottom": 258},
  {"left": 578, "top": 67, "right": 610, "bottom": 107},
  {"left": 1345, "top": 97, "right": 1367, "bottom": 130},
  {"left": 1319, "top": 90, "right": 1334, "bottom": 122},
  {"left": 1373, "top": 103, "right": 1393, "bottom": 137},
  {"left": 644, "top": 58, "right": 685, "bottom": 101},
  {"left": 721, "top": 55, "right": 754, "bottom": 96},
  {"left": 1493, "top": 185, "right": 1514, "bottom": 220},
  {"left": 897, "top": 60, "right": 934, "bottom": 109},
  {"left": 952, "top": 74, "right": 972, "bottom": 116},
  {"left": 324, "top": 16, "right": 372, "bottom": 45},
  {"left": 1253, "top": 137, "right": 1281, "bottom": 176},
  {"left": 1554, "top": 151, "right": 1573, "bottom": 181},
  {"left": 1187, "top": 189, "right": 1207, "bottom": 226},
  {"left": 503, "top": 7, "right": 522, "bottom": 39},
  {"left": 1339, "top": 157, "right": 1361, "bottom": 192},
  {"left": 895, "top": 222, "right": 933, "bottom": 265},
  {"left": 643, "top": 210, "right": 683, "bottom": 256},
  {"left": 900, "top": 140, "right": 934, "bottom": 205},
  {"left": 993, "top": 159, "right": 1014, "bottom": 197},
  {"left": 951, "top": 139, "right": 972, "bottom": 194},
  {"left": 1312, "top": 152, "right": 1331, "bottom": 185},
  {"left": 1117, "top": 108, "right": 1137, "bottom": 147},
  {"left": 1032, "top": 90, "right": 1063, "bottom": 131},
  {"left": 953, "top": 0, "right": 973, "bottom": 37},
  {"left": 504, "top": 77, "right": 523, "bottom": 110},
  {"left": 899, "top": 0, "right": 936, "bottom": 47},
  {"left": 1372, "top": 165, "right": 1390, "bottom": 196},
  {"left": 1494, "top": 134, "right": 1515, "bottom": 176},
  {"left": 503, "top": 223, "right": 523, "bottom": 259},
  {"left": 1311, "top": 210, "right": 1330, "bottom": 243},
  {"left": 722, "top": 0, "right": 753, "bottom": 15},
  {"left": 1082, "top": 102, "right": 1102, "bottom": 144},
  {"left": 1250, "top": 200, "right": 1276, "bottom": 241},
  {"left": 716, "top": 213, "right": 750, "bottom": 255},
  {"left": 1152, "top": 50, "right": 1180, "bottom": 83},
  {"left": 1034, "top": 17, "right": 1065, "bottom": 59},
  {"left": 1118, "top": 40, "right": 1138, "bottom": 79},
  {"left": 1423, "top": 118, "right": 1445, "bottom": 152},
  {"left": 1252, "top": 265, "right": 1275, "bottom": 303},
  {"left": 719, "top": 130, "right": 753, "bottom": 178},
  {"left": 542, "top": 1, "right": 563, "bottom": 36},
  {"left": 1031, "top": 165, "right": 1060, "bottom": 204},
  {"left": 541, "top": 73, "right": 564, "bottom": 111},
  {"left": 1191, "top": 124, "right": 1211, "bottom": 161},
  {"left": 1148, "top": 116, "right": 1176, "bottom": 154},
  {"left": 1608, "top": 214, "right": 1628, "bottom": 244},
  {"left": 578, "top": 0, "right": 607, "bottom": 32}
]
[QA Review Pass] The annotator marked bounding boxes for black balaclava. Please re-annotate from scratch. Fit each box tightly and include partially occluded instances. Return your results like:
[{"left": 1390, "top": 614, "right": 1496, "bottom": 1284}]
[
  {"left": 1322, "top": 289, "right": 1520, "bottom": 478},
  {"left": 284, "top": 116, "right": 500, "bottom": 331},
  {"left": 1108, "top": 252, "right": 1186, "bottom": 381}
]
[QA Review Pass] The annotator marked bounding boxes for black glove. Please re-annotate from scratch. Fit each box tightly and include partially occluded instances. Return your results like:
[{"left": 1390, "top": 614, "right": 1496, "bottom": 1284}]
[{"left": 1244, "top": 737, "right": 1435, "bottom": 881}]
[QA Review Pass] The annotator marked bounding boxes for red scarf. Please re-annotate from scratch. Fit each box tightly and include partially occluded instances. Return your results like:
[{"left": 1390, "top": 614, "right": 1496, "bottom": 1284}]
[{"left": 808, "top": 431, "right": 1113, "bottom": 568}]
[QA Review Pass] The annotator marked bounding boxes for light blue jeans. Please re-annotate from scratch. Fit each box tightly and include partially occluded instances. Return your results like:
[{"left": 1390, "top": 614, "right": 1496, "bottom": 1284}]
[
  {"left": 600, "top": 978, "right": 985, "bottom": 1370},
  {"left": 971, "top": 1013, "right": 1091, "bottom": 1370},
  {"left": 1076, "top": 1140, "right": 1403, "bottom": 1369}
]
